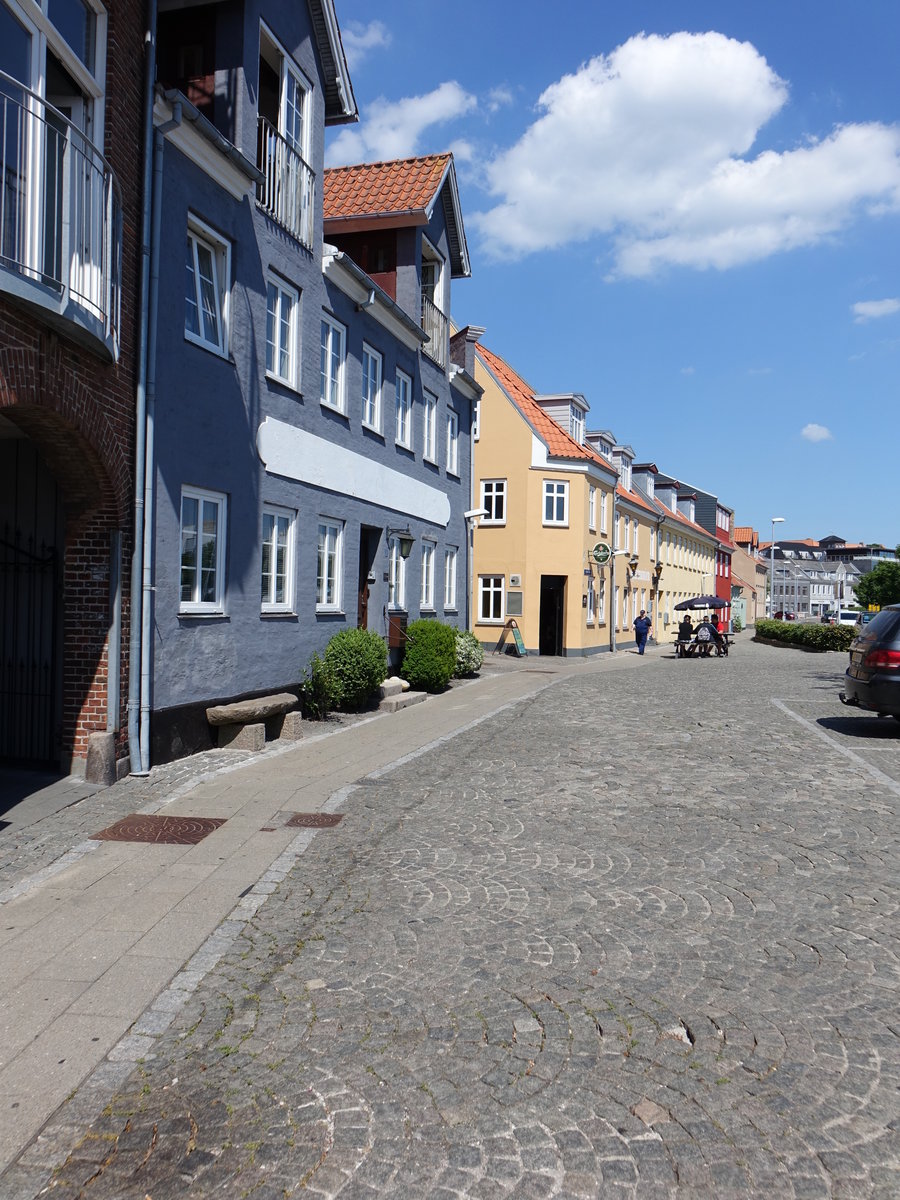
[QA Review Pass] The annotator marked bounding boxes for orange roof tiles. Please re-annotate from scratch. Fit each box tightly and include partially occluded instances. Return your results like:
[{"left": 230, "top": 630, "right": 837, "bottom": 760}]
[
  {"left": 323, "top": 154, "right": 452, "bottom": 223},
  {"left": 734, "top": 526, "right": 756, "bottom": 543},
  {"left": 478, "top": 344, "right": 609, "bottom": 467}
]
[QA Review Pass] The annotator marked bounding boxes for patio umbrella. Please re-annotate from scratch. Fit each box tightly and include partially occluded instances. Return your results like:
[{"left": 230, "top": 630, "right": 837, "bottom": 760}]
[{"left": 674, "top": 595, "right": 728, "bottom": 610}]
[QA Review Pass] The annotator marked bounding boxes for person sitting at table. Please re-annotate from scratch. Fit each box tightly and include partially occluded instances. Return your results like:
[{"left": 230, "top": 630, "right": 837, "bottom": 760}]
[
  {"left": 677, "top": 614, "right": 694, "bottom": 642},
  {"left": 695, "top": 616, "right": 724, "bottom": 651}
]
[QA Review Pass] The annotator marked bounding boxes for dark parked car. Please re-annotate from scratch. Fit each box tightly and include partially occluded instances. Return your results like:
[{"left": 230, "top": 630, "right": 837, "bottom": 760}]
[
  {"left": 773, "top": 610, "right": 796, "bottom": 620},
  {"left": 840, "top": 604, "right": 900, "bottom": 720}
]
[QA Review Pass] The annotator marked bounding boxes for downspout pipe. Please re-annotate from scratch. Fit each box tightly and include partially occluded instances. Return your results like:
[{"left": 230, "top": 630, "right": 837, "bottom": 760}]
[
  {"left": 128, "top": 0, "right": 159, "bottom": 775},
  {"left": 138, "top": 109, "right": 179, "bottom": 773}
]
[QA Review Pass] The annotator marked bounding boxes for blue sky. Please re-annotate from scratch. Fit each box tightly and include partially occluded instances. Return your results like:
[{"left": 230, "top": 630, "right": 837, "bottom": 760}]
[{"left": 326, "top": 1, "right": 900, "bottom": 548}]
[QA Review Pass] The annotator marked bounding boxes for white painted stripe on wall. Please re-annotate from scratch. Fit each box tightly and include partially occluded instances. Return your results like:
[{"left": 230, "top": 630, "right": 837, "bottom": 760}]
[{"left": 256, "top": 417, "right": 451, "bottom": 527}]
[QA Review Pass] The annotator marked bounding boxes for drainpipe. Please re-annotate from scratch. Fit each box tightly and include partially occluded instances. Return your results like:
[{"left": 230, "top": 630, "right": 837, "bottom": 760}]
[{"left": 128, "top": 0, "right": 159, "bottom": 775}]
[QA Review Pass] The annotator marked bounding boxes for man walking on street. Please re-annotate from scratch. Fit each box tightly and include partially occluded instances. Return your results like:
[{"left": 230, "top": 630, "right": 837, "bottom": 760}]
[{"left": 634, "top": 609, "right": 652, "bottom": 655}]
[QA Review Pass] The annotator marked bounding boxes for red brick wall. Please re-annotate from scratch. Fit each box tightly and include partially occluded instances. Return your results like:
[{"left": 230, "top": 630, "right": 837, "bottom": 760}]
[{"left": 0, "top": 0, "right": 145, "bottom": 769}]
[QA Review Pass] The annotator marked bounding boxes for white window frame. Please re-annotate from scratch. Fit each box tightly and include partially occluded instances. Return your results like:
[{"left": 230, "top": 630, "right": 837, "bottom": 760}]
[
  {"left": 185, "top": 217, "right": 230, "bottom": 356},
  {"left": 361, "top": 342, "right": 383, "bottom": 432},
  {"left": 261, "top": 504, "right": 295, "bottom": 612},
  {"left": 571, "top": 405, "right": 584, "bottom": 445},
  {"left": 473, "top": 398, "right": 480, "bottom": 442},
  {"left": 478, "top": 575, "right": 505, "bottom": 624},
  {"left": 179, "top": 485, "right": 227, "bottom": 613},
  {"left": 586, "top": 583, "right": 595, "bottom": 625},
  {"left": 588, "top": 486, "right": 596, "bottom": 532},
  {"left": 423, "top": 390, "right": 437, "bottom": 462},
  {"left": 259, "top": 23, "right": 311, "bottom": 161},
  {"left": 543, "top": 479, "right": 568, "bottom": 526},
  {"left": 481, "top": 479, "right": 506, "bottom": 525},
  {"left": 265, "top": 273, "right": 299, "bottom": 387},
  {"left": 316, "top": 519, "right": 343, "bottom": 612},
  {"left": 600, "top": 491, "right": 608, "bottom": 533},
  {"left": 444, "top": 546, "right": 458, "bottom": 610},
  {"left": 395, "top": 369, "right": 412, "bottom": 449},
  {"left": 320, "top": 314, "right": 347, "bottom": 414},
  {"left": 597, "top": 578, "right": 606, "bottom": 623},
  {"left": 421, "top": 541, "right": 435, "bottom": 610},
  {"left": 388, "top": 536, "right": 407, "bottom": 610},
  {"left": 446, "top": 408, "right": 459, "bottom": 476}
]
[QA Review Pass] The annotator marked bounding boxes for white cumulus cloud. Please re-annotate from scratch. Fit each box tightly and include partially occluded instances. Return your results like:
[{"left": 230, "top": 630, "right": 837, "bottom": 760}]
[
  {"left": 327, "top": 82, "right": 477, "bottom": 166},
  {"left": 852, "top": 298, "right": 900, "bottom": 322},
  {"left": 801, "top": 423, "right": 833, "bottom": 442},
  {"left": 470, "top": 31, "right": 900, "bottom": 277},
  {"left": 340, "top": 21, "right": 391, "bottom": 70}
]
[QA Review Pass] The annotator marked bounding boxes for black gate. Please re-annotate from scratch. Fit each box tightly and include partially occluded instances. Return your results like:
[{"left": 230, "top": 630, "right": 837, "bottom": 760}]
[{"left": 0, "top": 530, "right": 60, "bottom": 765}]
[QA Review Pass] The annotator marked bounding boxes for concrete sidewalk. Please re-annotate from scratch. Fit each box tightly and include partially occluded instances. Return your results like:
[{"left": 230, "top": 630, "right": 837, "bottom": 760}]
[{"left": 0, "top": 649, "right": 651, "bottom": 1178}]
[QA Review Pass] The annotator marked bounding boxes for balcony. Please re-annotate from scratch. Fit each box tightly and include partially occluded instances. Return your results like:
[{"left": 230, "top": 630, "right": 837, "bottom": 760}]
[
  {"left": 0, "top": 72, "right": 122, "bottom": 359},
  {"left": 421, "top": 293, "right": 448, "bottom": 368},
  {"left": 256, "top": 117, "right": 314, "bottom": 250}
]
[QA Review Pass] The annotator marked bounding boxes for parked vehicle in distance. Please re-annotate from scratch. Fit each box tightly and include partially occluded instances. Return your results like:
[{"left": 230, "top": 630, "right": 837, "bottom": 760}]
[
  {"left": 773, "top": 610, "right": 796, "bottom": 620},
  {"left": 840, "top": 604, "right": 900, "bottom": 721},
  {"left": 856, "top": 611, "right": 877, "bottom": 627},
  {"left": 836, "top": 610, "right": 862, "bottom": 626},
  {"left": 820, "top": 612, "right": 836, "bottom": 624}
]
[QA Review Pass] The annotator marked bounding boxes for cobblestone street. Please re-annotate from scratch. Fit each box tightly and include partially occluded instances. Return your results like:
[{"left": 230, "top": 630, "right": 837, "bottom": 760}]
[{"left": 8, "top": 638, "right": 900, "bottom": 1198}]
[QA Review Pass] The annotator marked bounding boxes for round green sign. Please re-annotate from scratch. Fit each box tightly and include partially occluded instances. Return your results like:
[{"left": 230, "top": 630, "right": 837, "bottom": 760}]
[{"left": 591, "top": 541, "right": 612, "bottom": 565}]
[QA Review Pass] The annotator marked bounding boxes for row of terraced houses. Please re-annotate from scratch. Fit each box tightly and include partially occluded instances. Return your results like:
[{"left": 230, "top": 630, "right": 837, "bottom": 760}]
[{"left": 0, "top": 0, "right": 744, "bottom": 781}]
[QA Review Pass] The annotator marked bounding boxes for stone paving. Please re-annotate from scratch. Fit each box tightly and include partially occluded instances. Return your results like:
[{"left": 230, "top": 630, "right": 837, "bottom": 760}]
[{"left": 6, "top": 638, "right": 900, "bottom": 1197}]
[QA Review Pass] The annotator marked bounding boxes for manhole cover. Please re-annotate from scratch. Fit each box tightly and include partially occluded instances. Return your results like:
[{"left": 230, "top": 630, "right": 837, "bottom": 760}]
[
  {"left": 93, "top": 814, "right": 226, "bottom": 845},
  {"left": 286, "top": 812, "right": 343, "bottom": 828}
]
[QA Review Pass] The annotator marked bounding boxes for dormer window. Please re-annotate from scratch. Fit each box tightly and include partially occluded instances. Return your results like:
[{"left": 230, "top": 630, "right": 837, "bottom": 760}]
[
  {"left": 256, "top": 25, "right": 313, "bottom": 247},
  {"left": 571, "top": 406, "right": 584, "bottom": 445}
]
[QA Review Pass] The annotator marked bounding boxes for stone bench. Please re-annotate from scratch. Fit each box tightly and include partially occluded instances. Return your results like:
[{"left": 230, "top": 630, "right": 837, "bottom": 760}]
[{"left": 206, "top": 692, "right": 301, "bottom": 750}]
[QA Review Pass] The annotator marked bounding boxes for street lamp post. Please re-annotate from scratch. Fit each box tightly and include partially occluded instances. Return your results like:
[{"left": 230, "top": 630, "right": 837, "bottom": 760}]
[{"left": 770, "top": 517, "right": 785, "bottom": 616}]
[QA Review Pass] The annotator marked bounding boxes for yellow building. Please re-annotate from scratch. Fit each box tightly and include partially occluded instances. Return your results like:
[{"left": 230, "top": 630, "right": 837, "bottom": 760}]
[{"left": 472, "top": 344, "right": 660, "bottom": 655}]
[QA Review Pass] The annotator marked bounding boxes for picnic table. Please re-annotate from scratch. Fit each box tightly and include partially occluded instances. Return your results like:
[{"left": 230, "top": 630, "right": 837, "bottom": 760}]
[{"left": 673, "top": 632, "right": 733, "bottom": 658}]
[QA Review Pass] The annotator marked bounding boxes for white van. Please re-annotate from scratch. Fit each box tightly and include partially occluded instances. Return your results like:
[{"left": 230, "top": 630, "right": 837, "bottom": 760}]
[{"left": 836, "top": 610, "right": 861, "bottom": 626}]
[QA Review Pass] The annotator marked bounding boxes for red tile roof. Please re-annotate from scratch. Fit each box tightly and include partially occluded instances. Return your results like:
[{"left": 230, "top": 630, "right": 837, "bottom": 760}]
[
  {"left": 733, "top": 526, "right": 757, "bottom": 543},
  {"left": 478, "top": 344, "right": 609, "bottom": 467},
  {"left": 323, "top": 154, "right": 452, "bottom": 223}
]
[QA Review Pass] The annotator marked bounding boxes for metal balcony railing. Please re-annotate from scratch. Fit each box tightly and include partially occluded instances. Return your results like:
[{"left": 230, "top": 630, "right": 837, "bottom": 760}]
[
  {"left": 256, "top": 117, "right": 315, "bottom": 249},
  {"left": 421, "top": 293, "right": 448, "bottom": 368},
  {"left": 0, "top": 71, "right": 122, "bottom": 352}
]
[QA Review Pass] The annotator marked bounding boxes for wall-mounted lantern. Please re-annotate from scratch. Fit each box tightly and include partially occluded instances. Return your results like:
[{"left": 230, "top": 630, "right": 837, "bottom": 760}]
[{"left": 388, "top": 528, "right": 415, "bottom": 559}]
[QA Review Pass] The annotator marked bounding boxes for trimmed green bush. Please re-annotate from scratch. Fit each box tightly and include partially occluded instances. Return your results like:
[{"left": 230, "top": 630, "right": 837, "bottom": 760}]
[
  {"left": 298, "top": 652, "right": 337, "bottom": 720},
  {"left": 732, "top": 615, "right": 743, "bottom": 634},
  {"left": 756, "top": 619, "right": 855, "bottom": 652},
  {"left": 402, "top": 620, "right": 457, "bottom": 692},
  {"left": 454, "top": 629, "right": 484, "bottom": 677},
  {"left": 323, "top": 627, "right": 388, "bottom": 709}
]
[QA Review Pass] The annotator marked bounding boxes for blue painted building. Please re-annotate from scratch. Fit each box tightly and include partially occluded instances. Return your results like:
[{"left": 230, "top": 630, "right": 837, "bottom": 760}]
[{"left": 140, "top": 0, "right": 479, "bottom": 763}]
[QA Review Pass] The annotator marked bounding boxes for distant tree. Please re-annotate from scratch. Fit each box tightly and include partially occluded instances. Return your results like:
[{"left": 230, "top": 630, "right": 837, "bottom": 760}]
[{"left": 855, "top": 561, "right": 900, "bottom": 610}]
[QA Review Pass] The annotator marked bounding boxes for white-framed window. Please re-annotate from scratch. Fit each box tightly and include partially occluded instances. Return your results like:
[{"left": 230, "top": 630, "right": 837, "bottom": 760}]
[
  {"left": 632, "top": 521, "right": 639, "bottom": 555},
  {"left": 623, "top": 515, "right": 630, "bottom": 553},
  {"left": 597, "top": 579, "right": 606, "bottom": 623},
  {"left": 423, "top": 390, "right": 437, "bottom": 461},
  {"left": 180, "top": 486, "right": 226, "bottom": 612},
  {"left": 478, "top": 575, "right": 504, "bottom": 623},
  {"left": 600, "top": 491, "right": 608, "bottom": 533},
  {"left": 586, "top": 584, "right": 595, "bottom": 625},
  {"left": 589, "top": 486, "right": 596, "bottom": 532},
  {"left": 388, "top": 536, "right": 406, "bottom": 609},
  {"left": 446, "top": 408, "right": 459, "bottom": 475},
  {"left": 473, "top": 398, "right": 480, "bottom": 442},
  {"left": 185, "top": 219, "right": 230, "bottom": 355},
  {"left": 421, "top": 541, "right": 435, "bottom": 609},
  {"left": 481, "top": 479, "right": 506, "bottom": 525},
  {"left": 316, "top": 519, "right": 343, "bottom": 611},
  {"left": 571, "top": 405, "right": 585, "bottom": 445},
  {"left": 259, "top": 23, "right": 310, "bottom": 159},
  {"left": 543, "top": 480, "right": 568, "bottom": 526},
  {"left": 361, "top": 342, "right": 382, "bottom": 432},
  {"left": 444, "top": 547, "right": 458, "bottom": 610},
  {"left": 265, "top": 274, "right": 299, "bottom": 386},
  {"left": 320, "top": 314, "right": 346, "bottom": 413},
  {"left": 261, "top": 504, "right": 294, "bottom": 611},
  {"left": 395, "top": 369, "right": 412, "bottom": 448}
]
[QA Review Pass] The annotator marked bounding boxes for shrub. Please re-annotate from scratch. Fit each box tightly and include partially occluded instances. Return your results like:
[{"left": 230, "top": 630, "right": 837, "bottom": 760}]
[
  {"left": 298, "top": 652, "right": 337, "bottom": 720},
  {"left": 454, "top": 630, "right": 484, "bottom": 677},
  {"left": 323, "top": 627, "right": 388, "bottom": 709},
  {"left": 402, "top": 620, "right": 457, "bottom": 692},
  {"left": 732, "top": 615, "right": 743, "bottom": 634},
  {"left": 756, "top": 619, "right": 855, "bottom": 652}
]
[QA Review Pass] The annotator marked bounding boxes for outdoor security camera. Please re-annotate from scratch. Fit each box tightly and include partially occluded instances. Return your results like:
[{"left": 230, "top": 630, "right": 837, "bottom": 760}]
[{"left": 464, "top": 508, "right": 488, "bottom": 520}]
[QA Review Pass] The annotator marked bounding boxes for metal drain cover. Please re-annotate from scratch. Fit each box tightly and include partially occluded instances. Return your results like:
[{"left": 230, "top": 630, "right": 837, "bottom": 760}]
[
  {"left": 286, "top": 812, "right": 343, "bottom": 828},
  {"left": 93, "top": 814, "right": 226, "bottom": 845}
]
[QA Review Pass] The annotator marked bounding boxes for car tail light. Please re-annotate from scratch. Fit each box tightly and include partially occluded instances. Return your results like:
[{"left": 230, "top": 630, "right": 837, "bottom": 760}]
[{"left": 864, "top": 648, "right": 900, "bottom": 669}]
